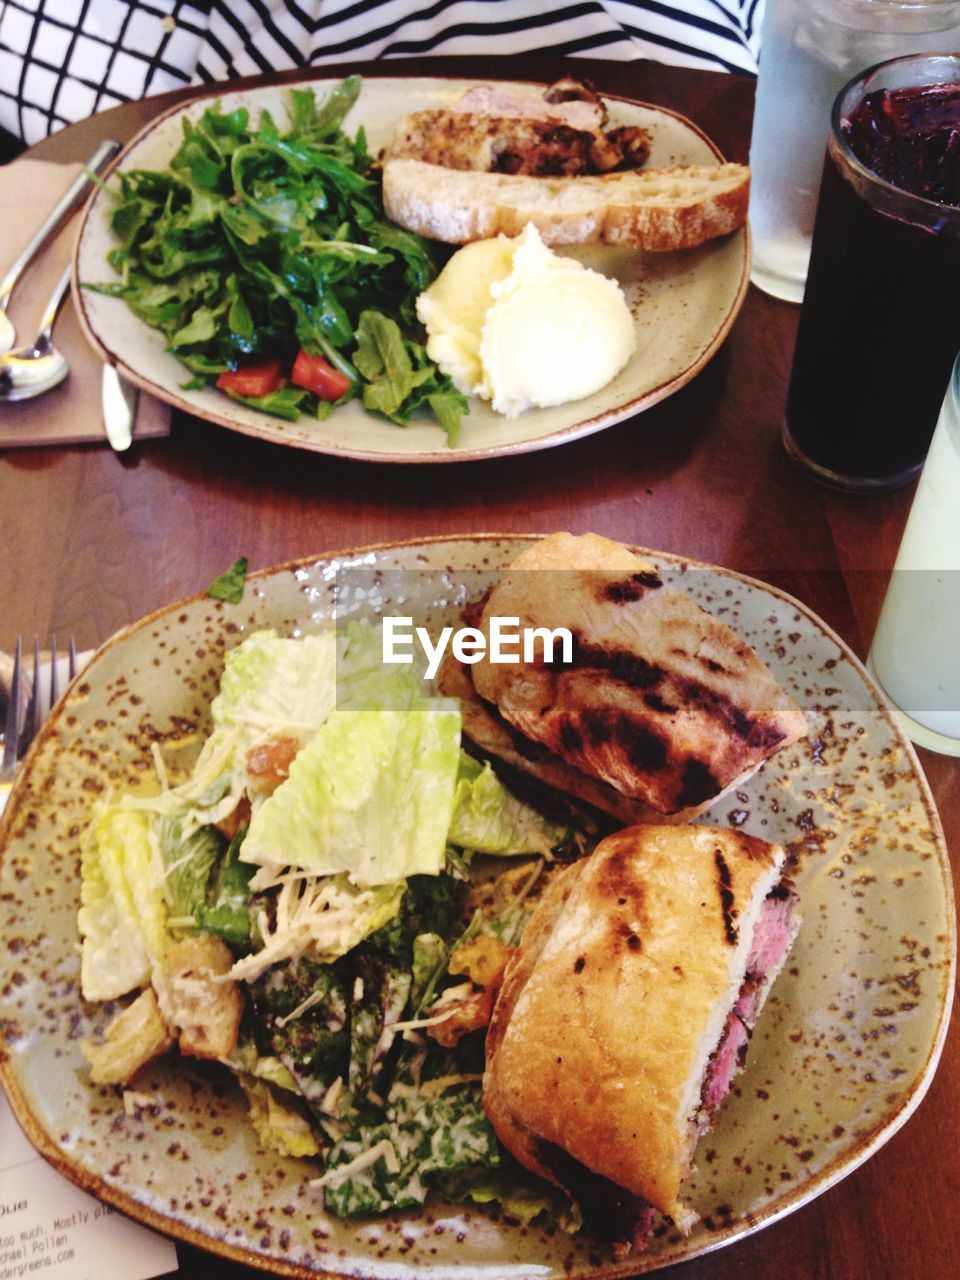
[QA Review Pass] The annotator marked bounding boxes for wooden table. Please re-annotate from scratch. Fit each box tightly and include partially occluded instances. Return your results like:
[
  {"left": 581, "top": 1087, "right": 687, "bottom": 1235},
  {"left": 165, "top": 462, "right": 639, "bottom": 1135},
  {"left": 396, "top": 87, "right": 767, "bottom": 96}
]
[{"left": 2, "top": 54, "right": 957, "bottom": 1280}]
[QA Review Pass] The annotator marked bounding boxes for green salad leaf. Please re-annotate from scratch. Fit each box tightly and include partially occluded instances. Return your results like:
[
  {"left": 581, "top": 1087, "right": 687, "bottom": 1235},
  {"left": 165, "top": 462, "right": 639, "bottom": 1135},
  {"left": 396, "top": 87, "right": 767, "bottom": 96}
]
[
  {"left": 196, "top": 827, "right": 257, "bottom": 945},
  {"left": 354, "top": 310, "right": 468, "bottom": 443},
  {"left": 239, "top": 699, "right": 462, "bottom": 882},
  {"left": 206, "top": 556, "right": 248, "bottom": 602},
  {"left": 78, "top": 806, "right": 170, "bottom": 1001},
  {"left": 320, "top": 1088, "right": 502, "bottom": 1216},
  {"left": 449, "top": 753, "right": 569, "bottom": 856},
  {"left": 161, "top": 820, "right": 225, "bottom": 920}
]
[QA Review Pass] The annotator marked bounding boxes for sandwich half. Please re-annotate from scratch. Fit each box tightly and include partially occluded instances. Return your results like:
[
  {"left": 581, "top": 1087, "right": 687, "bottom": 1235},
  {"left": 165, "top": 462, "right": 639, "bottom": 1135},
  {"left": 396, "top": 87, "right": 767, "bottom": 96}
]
[
  {"left": 465, "top": 532, "right": 807, "bottom": 816},
  {"left": 483, "top": 823, "right": 800, "bottom": 1254}
]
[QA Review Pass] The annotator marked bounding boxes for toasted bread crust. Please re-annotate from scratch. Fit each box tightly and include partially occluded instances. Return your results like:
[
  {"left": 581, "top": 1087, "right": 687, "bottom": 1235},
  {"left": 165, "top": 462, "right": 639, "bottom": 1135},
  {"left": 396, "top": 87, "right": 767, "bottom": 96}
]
[
  {"left": 382, "top": 156, "right": 750, "bottom": 248},
  {"left": 152, "top": 934, "right": 243, "bottom": 1061},
  {"left": 80, "top": 988, "right": 175, "bottom": 1086},
  {"left": 483, "top": 824, "right": 787, "bottom": 1228}
]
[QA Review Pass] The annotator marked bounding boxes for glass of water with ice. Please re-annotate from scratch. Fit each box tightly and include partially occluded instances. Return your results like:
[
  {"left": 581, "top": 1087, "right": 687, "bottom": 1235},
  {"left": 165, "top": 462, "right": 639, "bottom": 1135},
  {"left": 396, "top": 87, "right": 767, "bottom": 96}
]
[{"left": 748, "top": 0, "right": 960, "bottom": 303}]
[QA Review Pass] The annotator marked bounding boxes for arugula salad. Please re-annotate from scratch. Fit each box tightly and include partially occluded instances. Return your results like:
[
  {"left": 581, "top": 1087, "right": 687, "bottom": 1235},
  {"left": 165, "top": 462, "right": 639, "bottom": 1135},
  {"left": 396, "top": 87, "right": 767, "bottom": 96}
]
[
  {"left": 77, "top": 623, "right": 578, "bottom": 1224},
  {"left": 87, "top": 78, "right": 467, "bottom": 443}
]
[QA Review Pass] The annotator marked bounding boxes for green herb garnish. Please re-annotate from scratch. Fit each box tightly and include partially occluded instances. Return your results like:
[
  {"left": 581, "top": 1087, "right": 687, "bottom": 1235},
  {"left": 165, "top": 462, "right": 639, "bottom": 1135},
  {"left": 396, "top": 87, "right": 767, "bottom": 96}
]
[{"left": 207, "top": 556, "right": 248, "bottom": 603}]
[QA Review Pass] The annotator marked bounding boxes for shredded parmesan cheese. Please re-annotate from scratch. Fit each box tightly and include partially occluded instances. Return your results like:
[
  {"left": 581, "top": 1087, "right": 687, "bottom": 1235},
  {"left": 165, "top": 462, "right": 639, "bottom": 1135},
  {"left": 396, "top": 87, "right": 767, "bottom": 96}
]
[
  {"left": 389, "top": 1073, "right": 483, "bottom": 1099},
  {"left": 227, "top": 872, "right": 385, "bottom": 982},
  {"left": 320, "top": 1076, "right": 344, "bottom": 1117},
  {"left": 275, "top": 987, "right": 326, "bottom": 1029},
  {"left": 310, "top": 1138, "right": 400, "bottom": 1190},
  {"left": 387, "top": 1009, "right": 460, "bottom": 1034},
  {"left": 150, "top": 742, "right": 170, "bottom": 793},
  {"left": 427, "top": 981, "right": 475, "bottom": 1007}
]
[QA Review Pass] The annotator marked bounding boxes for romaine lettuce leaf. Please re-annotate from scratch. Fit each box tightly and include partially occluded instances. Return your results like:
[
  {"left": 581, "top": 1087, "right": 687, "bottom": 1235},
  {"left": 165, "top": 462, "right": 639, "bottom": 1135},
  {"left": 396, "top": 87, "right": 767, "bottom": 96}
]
[
  {"left": 161, "top": 819, "right": 225, "bottom": 920},
  {"left": 448, "top": 754, "right": 567, "bottom": 856},
  {"left": 438, "top": 1163, "right": 580, "bottom": 1229},
  {"left": 196, "top": 827, "right": 257, "bottom": 946},
  {"left": 181, "top": 628, "right": 338, "bottom": 808},
  {"left": 78, "top": 807, "right": 168, "bottom": 1001},
  {"left": 231, "top": 1036, "right": 301, "bottom": 1094},
  {"left": 238, "top": 1076, "right": 320, "bottom": 1158},
  {"left": 239, "top": 700, "right": 462, "bottom": 884},
  {"left": 210, "top": 628, "right": 338, "bottom": 746},
  {"left": 335, "top": 619, "right": 430, "bottom": 709}
]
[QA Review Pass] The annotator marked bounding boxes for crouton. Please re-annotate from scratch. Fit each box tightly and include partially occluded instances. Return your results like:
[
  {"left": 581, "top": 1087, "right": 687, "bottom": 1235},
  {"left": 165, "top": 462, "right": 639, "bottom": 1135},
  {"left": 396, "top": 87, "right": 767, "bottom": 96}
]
[
  {"left": 152, "top": 934, "right": 243, "bottom": 1060},
  {"left": 80, "top": 988, "right": 174, "bottom": 1085}
]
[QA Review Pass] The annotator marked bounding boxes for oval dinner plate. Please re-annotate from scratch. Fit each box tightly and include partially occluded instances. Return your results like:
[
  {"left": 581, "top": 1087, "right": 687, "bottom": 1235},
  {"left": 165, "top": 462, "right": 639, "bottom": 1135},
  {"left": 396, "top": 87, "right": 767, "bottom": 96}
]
[
  {"left": 0, "top": 534, "right": 953, "bottom": 1280},
  {"left": 72, "top": 77, "right": 749, "bottom": 463}
]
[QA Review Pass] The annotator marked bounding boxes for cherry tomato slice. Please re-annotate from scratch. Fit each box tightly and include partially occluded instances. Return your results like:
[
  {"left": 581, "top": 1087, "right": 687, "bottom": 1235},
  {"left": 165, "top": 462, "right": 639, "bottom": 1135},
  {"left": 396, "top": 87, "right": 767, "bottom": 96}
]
[
  {"left": 216, "top": 360, "right": 285, "bottom": 399},
  {"left": 291, "top": 350, "right": 352, "bottom": 401}
]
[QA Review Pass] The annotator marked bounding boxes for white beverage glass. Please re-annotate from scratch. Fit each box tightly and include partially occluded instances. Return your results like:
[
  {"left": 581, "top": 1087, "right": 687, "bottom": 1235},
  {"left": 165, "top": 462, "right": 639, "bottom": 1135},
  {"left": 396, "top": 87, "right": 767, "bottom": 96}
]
[
  {"left": 748, "top": 0, "right": 960, "bottom": 303},
  {"left": 867, "top": 355, "right": 960, "bottom": 755}
]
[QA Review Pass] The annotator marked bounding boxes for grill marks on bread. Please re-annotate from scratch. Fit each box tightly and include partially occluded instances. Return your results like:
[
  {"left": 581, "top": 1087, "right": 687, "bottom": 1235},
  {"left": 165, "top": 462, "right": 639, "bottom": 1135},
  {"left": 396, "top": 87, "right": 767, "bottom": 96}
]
[
  {"left": 714, "top": 849, "right": 739, "bottom": 945},
  {"left": 482, "top": 824, "right": 792, "bottom": 1242},
  {"left": 391, "top": 110, "right": 648, "bottom": 177},
  {"left": 470, "top": 534, "right": 806, "bottom": 815},
  {"left": 437, "top": 650, "right": 675, "bottom": 828}
]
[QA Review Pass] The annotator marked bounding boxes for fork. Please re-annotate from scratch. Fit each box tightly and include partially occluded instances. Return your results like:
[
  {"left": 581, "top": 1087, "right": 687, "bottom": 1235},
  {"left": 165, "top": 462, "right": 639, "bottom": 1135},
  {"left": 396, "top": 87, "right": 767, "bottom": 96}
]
[{"left": 1, "top": 635, "right": 78, "bottom": 783}]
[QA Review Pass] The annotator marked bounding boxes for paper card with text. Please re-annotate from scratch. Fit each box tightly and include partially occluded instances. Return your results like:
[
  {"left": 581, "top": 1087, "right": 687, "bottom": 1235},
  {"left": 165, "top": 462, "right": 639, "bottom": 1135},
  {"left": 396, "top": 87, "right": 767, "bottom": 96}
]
[{"left": 0, "top": 1090, "right": 178, "bottom": 1280}]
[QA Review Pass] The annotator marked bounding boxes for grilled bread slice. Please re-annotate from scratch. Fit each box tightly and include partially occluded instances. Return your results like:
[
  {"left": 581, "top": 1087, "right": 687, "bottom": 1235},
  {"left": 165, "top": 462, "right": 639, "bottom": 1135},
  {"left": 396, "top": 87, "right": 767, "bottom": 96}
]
[
  {"left": 483, "top": 823, "right": 800, "bottom": 1251},
  {"left": 438, "top": 651, "right": 702, "bottom": 829},
  {"left": 381, "top": 156, "right": 750, "bottom": 248},
  {"left": 469, "top": 533, "right": 807, "bottom": 814}
]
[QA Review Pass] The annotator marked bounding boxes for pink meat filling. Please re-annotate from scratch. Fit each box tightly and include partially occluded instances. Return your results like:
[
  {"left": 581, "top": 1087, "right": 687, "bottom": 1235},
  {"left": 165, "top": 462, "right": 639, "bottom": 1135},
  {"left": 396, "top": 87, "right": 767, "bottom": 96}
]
[
  {"left": 700, "top": 884, "right": 798, "bottom": 1121},
  {"left": 746, "top": 891, "right": 797, "bottom": 976}
]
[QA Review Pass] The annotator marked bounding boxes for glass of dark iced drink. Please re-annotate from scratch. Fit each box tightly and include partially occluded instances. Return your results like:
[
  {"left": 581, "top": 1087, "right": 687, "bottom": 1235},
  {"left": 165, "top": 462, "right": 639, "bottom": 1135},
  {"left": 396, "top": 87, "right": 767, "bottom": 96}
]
[{"left": 783, "top": 53, "right": 960, "bottom": 493}]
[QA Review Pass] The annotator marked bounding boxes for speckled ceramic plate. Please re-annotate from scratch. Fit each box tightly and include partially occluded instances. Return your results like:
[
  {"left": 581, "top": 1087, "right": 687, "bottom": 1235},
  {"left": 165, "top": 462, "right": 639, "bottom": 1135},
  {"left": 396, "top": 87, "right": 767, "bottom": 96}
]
[
  {"left": 0, "top": 535, "right": 953, "bottom": 1280},
  {"left": 72, "top": 77, "right": 749, "bottom": 463}
]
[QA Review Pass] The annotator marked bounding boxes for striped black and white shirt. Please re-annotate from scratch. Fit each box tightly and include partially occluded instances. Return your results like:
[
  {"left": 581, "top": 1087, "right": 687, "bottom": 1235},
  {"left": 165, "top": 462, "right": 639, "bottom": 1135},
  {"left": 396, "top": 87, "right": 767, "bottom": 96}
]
[{"left": 0, "top": 0, "right": 763, "bottom": 145}]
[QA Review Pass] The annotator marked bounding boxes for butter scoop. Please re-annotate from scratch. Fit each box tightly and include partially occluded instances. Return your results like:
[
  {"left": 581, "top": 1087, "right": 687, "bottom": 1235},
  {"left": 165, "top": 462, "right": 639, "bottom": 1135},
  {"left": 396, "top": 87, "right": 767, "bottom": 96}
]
[{"left": 416, "top": 224, "right": 635, "bottom": 419}]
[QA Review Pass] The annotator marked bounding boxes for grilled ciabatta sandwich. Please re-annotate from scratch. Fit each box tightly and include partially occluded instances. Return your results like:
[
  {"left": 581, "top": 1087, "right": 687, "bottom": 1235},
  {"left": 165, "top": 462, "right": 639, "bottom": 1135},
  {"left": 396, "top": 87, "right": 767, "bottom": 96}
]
[
  {"left": 483, "top": 823, "right": 801, "bottom": 1254},
  {"left": 440, "top": 532, "right": 807, "bottom": 820}
]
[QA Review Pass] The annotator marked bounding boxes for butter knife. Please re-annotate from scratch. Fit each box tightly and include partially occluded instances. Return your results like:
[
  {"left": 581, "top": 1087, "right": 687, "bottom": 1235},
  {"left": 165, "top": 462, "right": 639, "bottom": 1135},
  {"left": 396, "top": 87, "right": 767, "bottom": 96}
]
[{"left": 101, "top": 365, "right": 136, "bottom": 452}]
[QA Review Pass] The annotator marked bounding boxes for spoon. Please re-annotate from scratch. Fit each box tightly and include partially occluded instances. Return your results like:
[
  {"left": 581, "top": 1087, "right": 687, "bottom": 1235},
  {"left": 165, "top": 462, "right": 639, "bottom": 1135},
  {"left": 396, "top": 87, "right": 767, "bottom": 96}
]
[
  {"left": 0, "top": 263, "right": 72, "bottom": 401},
  {"left": 0, "top": 138, "right": 119, "bottom": 355}
]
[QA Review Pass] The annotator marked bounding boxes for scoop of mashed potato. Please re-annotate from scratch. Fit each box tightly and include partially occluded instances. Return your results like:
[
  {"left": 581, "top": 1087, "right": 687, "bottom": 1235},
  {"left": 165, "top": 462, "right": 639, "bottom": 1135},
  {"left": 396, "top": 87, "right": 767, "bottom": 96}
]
[{"left": 416, "top": 224, "right": 635, "bottom": 419}]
